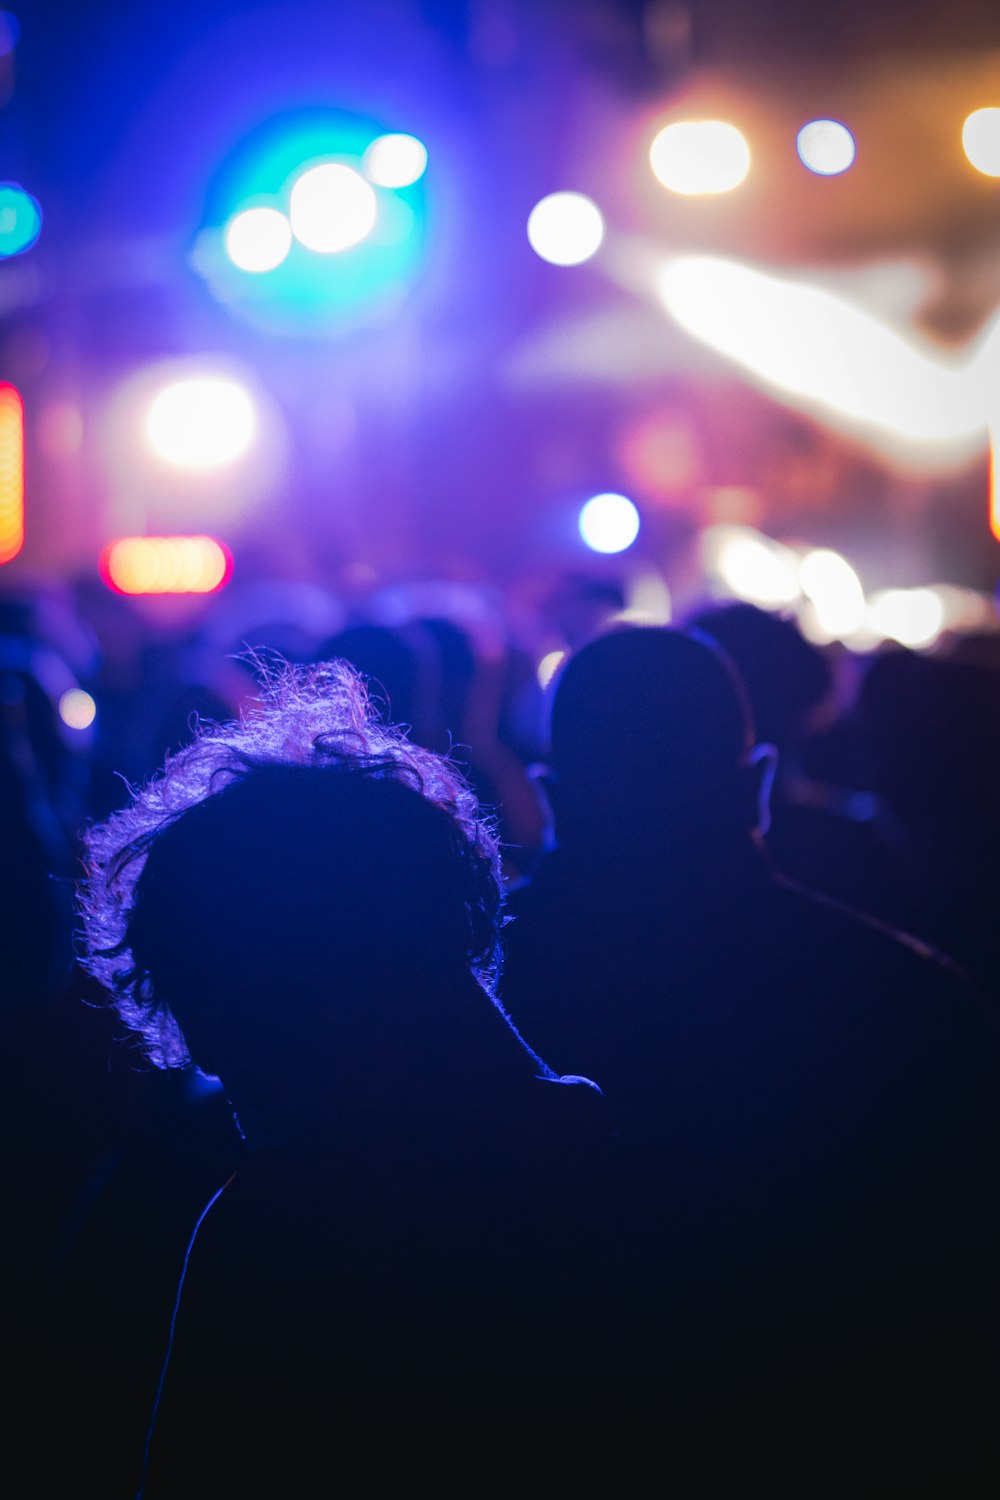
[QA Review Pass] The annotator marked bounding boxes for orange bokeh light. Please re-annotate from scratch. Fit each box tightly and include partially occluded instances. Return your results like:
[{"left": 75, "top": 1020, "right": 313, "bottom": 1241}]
[
  {"left": 0, "top": 383, "right": 25, "bottom": 564},
  {"left": 100, "top": 535, "right": 233, "bottom": 595}
]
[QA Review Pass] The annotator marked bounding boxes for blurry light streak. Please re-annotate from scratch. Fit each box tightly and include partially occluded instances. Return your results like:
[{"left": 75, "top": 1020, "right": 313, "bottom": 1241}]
[
  {"left": 0, "top": 382, "right": 24, "bottom": 563},
  {"left": 59, "top": 689, "right": 97, "bottom": 731},
  {"left": 657, "top": 255, "right": 984, "bottom": 454},
  {"left": 649, "top": 121, "right": 750, "bottom": 195},
  {"left": 578, "top": 493, "right": 640, "bottom": 553},
  {"left": 527, "top": 193, "right": 604, "bottom": 267},
  {"left": 289, "top": 163, "right": 377, "bottom": 253},
  {"left": 702, "top": 525, "right": 801, "bottom": 608},
  {"left": 146, "top": 377, "right": 255, "bottom": 470},
  {"left": 363, "top": 134, "right": 427, "bottom": 188},
  {"left": 225, "top": 207, "right": 292, "bottom": 272},
  {"left": 962, "top": 108, "right": 1000, "bottom": 177},
  {"left": 796, "top": 119, "right": 855, "bottom": 176},
  {"left": 101, "top": 536, "right": 232, "bottom": 595}
]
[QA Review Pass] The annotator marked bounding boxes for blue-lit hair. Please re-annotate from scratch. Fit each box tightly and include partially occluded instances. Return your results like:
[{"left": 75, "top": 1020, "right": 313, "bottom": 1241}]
[{"left": 78, "top": 658, "right": 504, "bottom": 1068}]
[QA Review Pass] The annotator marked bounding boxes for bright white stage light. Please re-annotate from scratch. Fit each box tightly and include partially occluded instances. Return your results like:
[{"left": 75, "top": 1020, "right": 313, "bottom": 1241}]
[
  {"left": 796, "top": 119, "right": 856, "bottom": 176},
  {"left": 537, "top": 650, "right": 566, "bottom": 689},
  {"left": 799, "top": 549, "right": 866, "bottom": 639},
  {"left": 363, "top": 134, "right": 428, "bottom": 188},
  {"left": 649, "top": 120, "right": 750, "bottom": 195},
  {"left": 289, "top": 163, "right": 377, "bottom": 253},
  {"left": 702, "top": 525, "right": 801, "bottom": 608},
  {"left": 578, "top": 492, "right": 640, "bottom": 553},
  {"left": 146, "top": 377, "right": 256, "bottom": 470},
  {"left": 527, "top": 193, "right": 604, "bottom": 267},
  {"left": 962, "top": 108, "right": 1000, "bottom": 177},
  {"left": 867, "top": 588, "right": 945, "bottom": 649},
  {"left": 225, "top": 207, "right": 292, "bottom": 272},
  {"left": 59, "top": 689, "right": 96, "bottom": 730},
  {"left": 658, "top": 255, "right": 983, "bottom": 453}
]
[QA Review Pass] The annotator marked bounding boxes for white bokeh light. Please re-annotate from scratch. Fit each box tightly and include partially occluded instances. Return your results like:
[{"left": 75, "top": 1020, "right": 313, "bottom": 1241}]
[
  {"left": 867, "top": 588, "right": 945, "bottom": 649},
  {"left": 649, "top": 120, "right": 750, "bottom": 195},
  {"left": 363, "top": 134, "right": 428, "bottom": 188},
  {"left": 799, "top": 548, "right": 866, "bottom": 640},
  {"left": 59, "top": 688, "right": 96, "bottom": 731},
  {"left": 702, "top": 525, "right": 801, "bottom": 608},
  {"left": 225, "top": 207, "right": 292, "bottom": 272},
  {"left": 962, "top": 108, "right": 1000, "bottom": 177},
  {"left": 537, "top": 650, "right": 566, "bottom": 689},
  {"left": 289, "top": 163, "right": 378, "bottom": 253},
  {"left": 146, "top": 377, "right": 256, "bottom": 470},
  {"left": 527, "top": 192, "right": 604, "bottom": 267},
  {"left": 796, "top": 119, "right": 856, "bottom": 176},
  {"left": 578, "top": 492, "right": 640, "bottom": 553}
]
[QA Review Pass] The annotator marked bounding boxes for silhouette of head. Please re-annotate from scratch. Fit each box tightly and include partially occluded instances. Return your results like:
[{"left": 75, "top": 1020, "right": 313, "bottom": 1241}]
[
  {"left": 78, "top": 660, "right": 503, "bottom": 1076},
  {"left": 546, "top": 626, "right": 771, "bottom": 855}
]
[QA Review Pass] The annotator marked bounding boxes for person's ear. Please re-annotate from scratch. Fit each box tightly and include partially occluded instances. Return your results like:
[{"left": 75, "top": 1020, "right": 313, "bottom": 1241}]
[{"left": 745, "top": 742, "right": 778, "bottom": 835}]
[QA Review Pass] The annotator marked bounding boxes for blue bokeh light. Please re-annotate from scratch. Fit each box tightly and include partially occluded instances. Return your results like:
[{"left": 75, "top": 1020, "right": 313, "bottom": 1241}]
[
  {"left": 196, "top": 110, "right": 429, "bottom": 338},
  {"left": 579, "top": 493, "right": 641, "bottom": 554},
  {"left": 0, "top": 183, "right": 41, "bottom": 257}
]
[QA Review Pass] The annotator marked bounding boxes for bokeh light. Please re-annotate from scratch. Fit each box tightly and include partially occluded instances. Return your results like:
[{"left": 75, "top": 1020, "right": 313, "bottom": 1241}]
[
  {"left": 649, "top": 120, "right": 750, "bottom": 195},
  {"left": 527, "top": 192, "right": 604, "bottom": 267},
  {"left": 962, "top": 107, "right": 1000, "bottom": 176},
  {"left": 101, "top": 536, "right": 233, "bottom": 595},
  {"left": 0, "top": 12, "right": 19, "bottom": 58},
  {"left": 702, "top": 525, "right": 801, "bottom": 608},
  {"left": 537, "top": 649, "right": 566, "bottom": 689},
  {"left": 363, "top": 133, "right": 428, "bottom": 188},
  {"left": 0, "top": 183, "right": 41, "bottom": 257},
  {"left": 225, "top": 207, "right": 292, "bottom": 272},
  {"left": 578, "top": 493, "right": 641, "bottom": 553},
  {"left": 146, "top": 377, "right": 256, "bottom": 470},
  {"left": 796, "top": 119, "right": 856, "bottom": 176},
  {"left": 0, "top": 381, "right": 24, "bottom": 564},
  {"left": 867, "top": 588, "right": 945, "bottom": 649},
  {"left": 799, "top": 548, "right": 866, "bottom": 639},
  {"left": 289, "top": 163, "right": 377, "bottom": 253},
  {"left": 59, "top": 689, "right": 97, "bottom": 731}
]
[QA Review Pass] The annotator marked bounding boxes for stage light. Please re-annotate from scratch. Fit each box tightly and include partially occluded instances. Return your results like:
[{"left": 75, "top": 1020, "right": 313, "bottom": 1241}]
[
  {"left": 527, "top": 192, "right": 604, "bottom": 267},
  {"left": 289, "top": 163, "right": 377, "bottom": 253},
  {"left": 578, "top": 493, "right": 640, "bottom": 553},
  {"left": 649, "top": 121, "right": 750, "bottom": 196},
  {"left": 146, "top": 377, "right": 255, "bottom": 470},
  {"left": 537, "top": 650, "right": 566, "bottom": 689},
  {"left": 225, "top": 207, "right": 292, "bottom": 272},
  {"left": 867, "top": 588, "right": 945, "bottom": 649},
  {"left": 101, "top": 536, "right": 233, "bottom": 596},
  {"left": 962, "top": 108, "right": 1000, "bottom": 177},
  {"left": 658, "top": 255, "right": 981, "bottom": 455},
  {"left": 0, "top": 182, "right": 41, "bottom": 257},
  {"left": 59, "top": 689, "right": 97, "bottom": 731},
  {"left": 799, "top": 549, "right": 865, "bottom": 639},
  {"left": 0, "top": 382, "right": 24, "bottom": 564},
  {"left": 702, "top": 525, "right": 801, "bottom": 608},
  {"left": 363, "top": 133, "right": 428, "bottom": 188},
  {"left": 796, "top": 119, "right": 855, "bottom": 176}
]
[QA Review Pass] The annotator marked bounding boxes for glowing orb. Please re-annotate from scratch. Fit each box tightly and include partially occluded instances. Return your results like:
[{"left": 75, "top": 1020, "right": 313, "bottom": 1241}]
[
  {"left": 649, "top": 121, "right": 750, "bottom": 196},
  {"left": 59, "top": 689, "right": 97, "bottom": 730},
  {"left": 146, "top": 377, "right": 255, "bottom": 470},
  {"left": 289, "top": 163, "right": 377, "bottom": 253},
  {"left": 867, "top": 588, "right": 945, "bottom": 649},
  {"left": 0, "top": 182, "right": 41, "bottom": 257},
  {"left": 364, "top": 134, "right": 428, "bottom": 188},
  {"left": 796, "top": 119, "right": 856, "bottom": 176},
  {"left": 527, "top": 192, "right": 604, "bottom": 267},
  {"left": 579, "top": 493, "right": 640, "bottom": 554},
  {"left": 101, "top": 536, "right": 233, "bottom": 595},
  {"left": 225, "top": 207, "right": 292, "bottom": 272}
]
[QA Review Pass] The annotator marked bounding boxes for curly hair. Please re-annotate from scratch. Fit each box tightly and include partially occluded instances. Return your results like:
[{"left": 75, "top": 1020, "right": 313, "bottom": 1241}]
[{"left": 77, "top": 658, "right": 505, "bottom": 1068}]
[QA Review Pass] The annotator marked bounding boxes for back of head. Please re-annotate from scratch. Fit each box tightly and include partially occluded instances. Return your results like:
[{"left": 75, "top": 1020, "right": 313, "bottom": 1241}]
[{"left": 547, "top": 625, "right": 759, "bottom": 855}]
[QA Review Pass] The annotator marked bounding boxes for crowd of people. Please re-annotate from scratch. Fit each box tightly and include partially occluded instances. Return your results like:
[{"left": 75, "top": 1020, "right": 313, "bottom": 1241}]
[{"left": 5, "top": 563, "right": 999, "bottom": 1491}]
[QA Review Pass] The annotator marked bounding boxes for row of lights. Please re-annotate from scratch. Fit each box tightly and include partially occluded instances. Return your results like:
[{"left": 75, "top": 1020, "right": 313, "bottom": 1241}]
[{"left": 225, "top": 133, "right": 427, "bottom": 274}]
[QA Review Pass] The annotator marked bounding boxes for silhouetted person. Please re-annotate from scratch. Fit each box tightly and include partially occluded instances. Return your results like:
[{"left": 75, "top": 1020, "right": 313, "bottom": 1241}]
[
  {"left": 503, "top": 625, "right": 999, "bottom": 1475},
  {"left": 68, "top": 659, "right": 602, "bottom": 1495}
]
